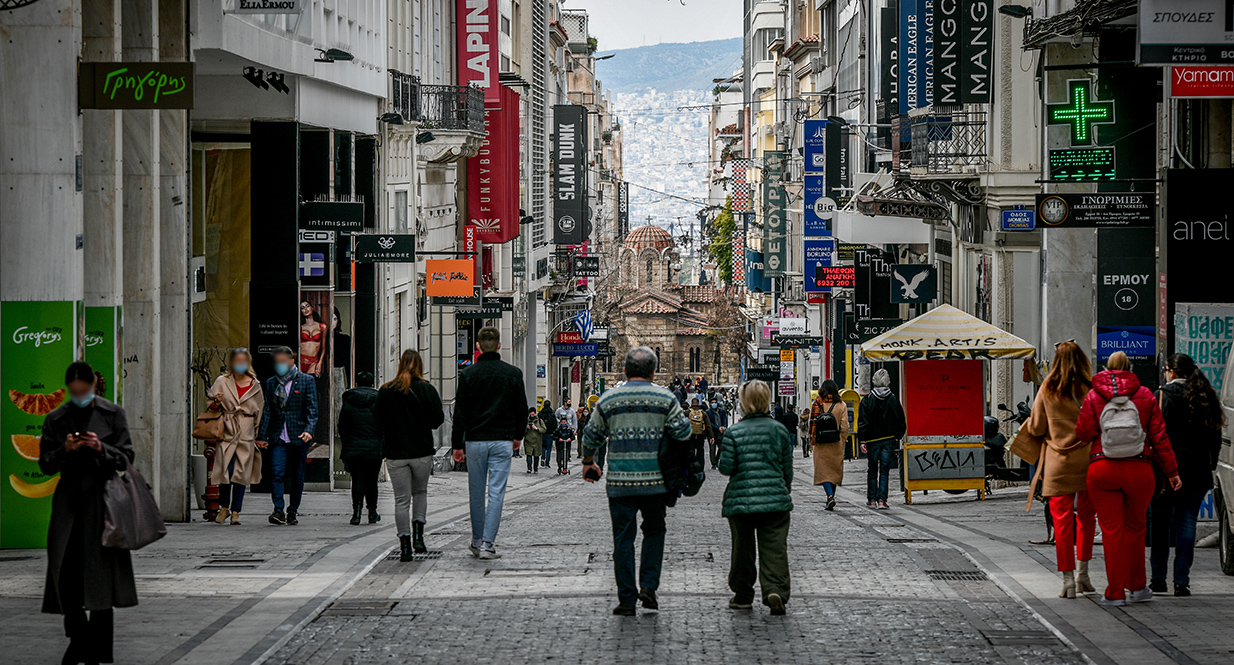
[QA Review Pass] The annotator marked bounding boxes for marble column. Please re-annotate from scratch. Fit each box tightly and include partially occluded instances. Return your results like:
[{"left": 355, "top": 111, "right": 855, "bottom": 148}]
[
  {"left": 121, "top": 0, "right": 162, "bottom": 501},
  {"left": 83, "top": 0, "right": 124, "bottom": 309}
]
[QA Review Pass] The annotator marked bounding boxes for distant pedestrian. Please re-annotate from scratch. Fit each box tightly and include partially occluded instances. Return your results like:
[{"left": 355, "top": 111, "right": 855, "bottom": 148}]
[
  {"left": 575, "top": 402, "right": 591, "bottom": 458},
  {"left": 556, "top": 398, "right": 578, "bottom": 460},
  {"left": 41, "top": 361, "right": 138, "bottom": 665},
  {"left": 1011, "top": 341, "right": 1095, "bottom": 599},
  {"left": 583, "top": 347, "right": 692, "bottom": 616},
  {"left": 710, "top": 397, "right": 729, "bottom": 429},
  {"left": 777, "top": 405, "right": 799, "bottom": 453},
  {"left": 524, "top": 409, "right": 545, "bottom": 473},
  {"left": 719, "top": 379, "right": 793, "bottom": 615},
  {"left": 696, "top": 375, "right": 709, "bottom": 402},
  {"left": 256, "top": 346, "right": 319, "bottom": 526},
  {"left": 452, "top": 327, "right": 528, "bottom": 560},
  {"left": 811, "top": 380, "right": 849, "bottom": 512},
  {"left": 687, "top": 398, "right": 717, "bottom": 469},
  {"left": 208, "top": 348, "right": 265, "bottom": 526},
  {"left": 539, "top": 400, "right": 556, "bottom": 468},
  {"left": 1075, "top": 351, "right": 1181, "bottom": 606},
  {"left": 339, "top": 371, "right": 382, "bottom": 527},
  {"left": 554, "top": 417, "right": 574, "bottom": 474},
  {"left": 857, "top": 369, "right": 906, "bottom": 509},
  {"left": 797, "top": 408, "right": 811, "bottom": 459},
  {"left": 376, "top": 350, "right": 444, "bottom": 560},
  {"left": 1151, "top": 353, "right": 1222, "bottom": 597}
]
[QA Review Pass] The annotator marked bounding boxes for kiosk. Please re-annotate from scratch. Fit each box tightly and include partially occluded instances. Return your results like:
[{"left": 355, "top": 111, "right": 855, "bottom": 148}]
[{"left": 859, "top": 305, "right": 1036, "bottom": 503}]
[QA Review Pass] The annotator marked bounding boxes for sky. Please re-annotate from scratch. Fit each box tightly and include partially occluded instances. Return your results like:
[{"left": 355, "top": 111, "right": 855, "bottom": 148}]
[{"left": 563, "top": 0, "right": 742, "bottom": 52}]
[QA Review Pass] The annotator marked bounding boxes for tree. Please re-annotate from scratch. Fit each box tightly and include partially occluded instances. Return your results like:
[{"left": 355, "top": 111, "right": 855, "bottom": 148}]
[{"left": 708, "top": 196, "right": 736, "bottom": 284}]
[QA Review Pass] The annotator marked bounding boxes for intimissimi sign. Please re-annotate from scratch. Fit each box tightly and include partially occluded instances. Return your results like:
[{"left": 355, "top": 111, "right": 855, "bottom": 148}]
[{"left": 458, "top": 0, "right": 499, "bottom": 103}]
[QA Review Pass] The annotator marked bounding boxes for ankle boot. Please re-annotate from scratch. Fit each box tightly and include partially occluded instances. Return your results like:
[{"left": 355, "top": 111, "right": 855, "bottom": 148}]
[
  {"left": 1076, "top": 560, "right": 1095, "bottom": 593},
  {"left": 412, "top": 521, "right": 427, "bottom": 554},
  {"left": 398, "top": 535, "right": 413, "bottom": 562},
  {"left": 1059, "top": 570, "right": 1076, "bottom": 599},
  {"left": 349, "top": 503, "right": 362, "bottom": 526},
  {"left": 368, "top": 509, "right": 381, "bottom": 524}
]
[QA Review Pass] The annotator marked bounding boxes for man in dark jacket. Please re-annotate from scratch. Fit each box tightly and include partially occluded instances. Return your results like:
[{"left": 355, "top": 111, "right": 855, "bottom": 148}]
[
  {"left": 538, "top": 400, "right": 557, "bottom": 468},
  {"left": 338, "top": 372, "right": 382, "bottom": 525},
  {"left": 857, "top": 369, "right": 906, "bottom": 509},
  {"left": 452, "top": 327, "right": 528, "bottom": 560},
  {"left": 257, "top": 346, "right": 319, "bottom": 525}
]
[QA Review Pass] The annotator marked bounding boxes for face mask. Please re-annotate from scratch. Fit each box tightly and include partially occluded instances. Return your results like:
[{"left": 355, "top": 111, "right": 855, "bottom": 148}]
[
  {"left": 274, "top": 362, "right": 291, "bottom": 377},
  {"left": 232, "top": 364, "right": 249, "bottom": 375},
  {"left": 71, "top": 393, "right": 95, "bottom": 408}
]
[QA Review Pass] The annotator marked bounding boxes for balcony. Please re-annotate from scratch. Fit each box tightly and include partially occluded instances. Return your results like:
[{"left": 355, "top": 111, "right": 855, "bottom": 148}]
[
  {"left": 905, "top": 106, "right": 987, "bottom": 177},
  {"left": 405, "top": 83, "right": 485, "bottom": 164}
]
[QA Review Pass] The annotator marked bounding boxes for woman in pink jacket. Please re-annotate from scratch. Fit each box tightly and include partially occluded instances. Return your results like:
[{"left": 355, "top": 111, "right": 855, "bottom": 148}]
[{"left": 1075, "top": 352, "right": 1181, "bottom": 606}]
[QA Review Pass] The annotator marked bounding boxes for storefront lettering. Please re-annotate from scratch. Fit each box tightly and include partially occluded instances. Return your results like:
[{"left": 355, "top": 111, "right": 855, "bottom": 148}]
[{"left": 102, "top": 67, "right": 189, "bottom": 104}]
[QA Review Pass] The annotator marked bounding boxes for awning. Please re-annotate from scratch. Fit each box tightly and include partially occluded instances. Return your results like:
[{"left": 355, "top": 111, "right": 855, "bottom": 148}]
[{"left": 860, "top": 305, "right": 1036, "bottom": 360}]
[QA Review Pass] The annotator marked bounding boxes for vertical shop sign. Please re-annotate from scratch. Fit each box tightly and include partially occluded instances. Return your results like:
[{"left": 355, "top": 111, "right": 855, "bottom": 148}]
[
  {"left": 804, "top": 238, "right": 837, "bottom": 293},
  {"left": 881, "top": 5, "right": 900, "bottom": 104},
  {"left": 468, "top": 84, "right": 521, "bottom": 243},
  {"left": 457, "top": 0, "right": 499, "bottom": 103},
  {"left": 553, "top": 105, "right": 587, "bottom": 245},
  {"left": 900, "top": 0, "right": 920, "bottom": 111},
  {"left": 763, "top": 150, "right": 787, "bottom": 277},
  {"left": 934, "top": 0, "right": 961, "bottom": 104},
  {"left": 1, "top": 301, "right": 77, "bottom": 548},
  {"left": 960, "top": 0, "right": 993, "bottom": 103},
  {"left": 1165, "top": 168, "right": 1234, "bottom": 351}
]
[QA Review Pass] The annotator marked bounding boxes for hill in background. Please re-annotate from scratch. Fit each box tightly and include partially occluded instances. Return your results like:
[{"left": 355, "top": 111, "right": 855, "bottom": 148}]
[{"left": 595, "top": 37, "right": 742, "bottom": 94}]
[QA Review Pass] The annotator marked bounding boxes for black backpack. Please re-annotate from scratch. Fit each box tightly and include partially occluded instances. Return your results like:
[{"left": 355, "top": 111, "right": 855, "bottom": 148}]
[{"left": 813, "top": 403, "right": 841, "bottom": 444}]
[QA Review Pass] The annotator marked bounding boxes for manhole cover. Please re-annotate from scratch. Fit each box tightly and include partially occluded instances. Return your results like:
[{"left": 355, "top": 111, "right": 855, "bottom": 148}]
[
  {"left": 926, "top": 569, "right": 988, "bottom": 581},
  {"left": 981, "top": 630, "right": 1059, "bottom": 645},
  {"left": 385, "top": 550, "right": 443, "bottom": 561},
  {"left": 320, "top": 600, "right": 400, "bottom": 617},
  {"left": 199, "top": 558, "right": 264, "bottom": 569}
]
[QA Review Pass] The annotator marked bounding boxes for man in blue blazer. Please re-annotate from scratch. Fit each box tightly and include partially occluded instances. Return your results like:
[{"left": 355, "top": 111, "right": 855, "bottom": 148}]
[{"left": 257, "top": 346, "right": 319, "bottom": 525}]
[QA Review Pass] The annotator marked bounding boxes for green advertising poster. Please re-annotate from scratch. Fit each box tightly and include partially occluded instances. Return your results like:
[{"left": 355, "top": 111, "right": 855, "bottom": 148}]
[
  {"left": 84, "top": 306, "right": 121, "bottom": 403},
  {"left": 1, "top": 301, "right": 77, "bottom": 548}
]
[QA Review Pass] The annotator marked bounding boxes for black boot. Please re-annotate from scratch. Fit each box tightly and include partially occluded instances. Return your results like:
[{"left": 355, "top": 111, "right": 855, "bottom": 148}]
[
  {"left": 368, "top": 508, "right": 381, "bottom": 524},
  {"left": 398, "top": 535, "right": 413, "bottom": 562},
  {"left": 350, "top": 502, "right": 362, "bottom": 526},
  {"left": 412, "top": 521, "right": 427, "bottom": 554}
]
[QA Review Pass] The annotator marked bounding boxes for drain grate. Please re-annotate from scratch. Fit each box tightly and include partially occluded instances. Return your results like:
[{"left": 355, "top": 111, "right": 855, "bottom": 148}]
[
  {"left": 588, "top": 551, "right": 713, "bottom": 564},
  {"left": 199, "top": 558, "right": 264, "bottom": 569},
  {"left": 484, "top": 568, "right": 588, "bottom": 577},
  {"left": 981, "top": 630, "right": 1059, "bottom": 646},
  {"left": 320, "top": 600, "right": 400, "bottom": 617},
  {"left": 385, "top": 550, "right": 443, "bottom": 561},
  {"left": 886, "top": 538, "right": 938, "bottom": 543},
  {"left": 926, "top": 569, "right": 988, "bottom": 581}
]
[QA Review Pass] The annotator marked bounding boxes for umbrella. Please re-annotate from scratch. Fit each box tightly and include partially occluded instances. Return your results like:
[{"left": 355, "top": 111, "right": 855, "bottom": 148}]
[{"left": 860, "top": 305, "right": 1036, "bottom": 360}]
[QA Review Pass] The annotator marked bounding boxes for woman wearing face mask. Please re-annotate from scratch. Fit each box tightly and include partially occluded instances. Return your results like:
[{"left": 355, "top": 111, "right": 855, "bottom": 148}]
[
  {"left": 40, "top": 361, "right": 137, "bottom": 665},
  {"left": 207, "top": 349, "right": 266, "bottom": 525}
]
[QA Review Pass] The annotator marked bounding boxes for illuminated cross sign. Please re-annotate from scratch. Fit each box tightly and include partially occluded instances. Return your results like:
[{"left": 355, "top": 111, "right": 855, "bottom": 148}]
[{"left": 1048, "top": 79, "right": 1114, "bottom": 146}]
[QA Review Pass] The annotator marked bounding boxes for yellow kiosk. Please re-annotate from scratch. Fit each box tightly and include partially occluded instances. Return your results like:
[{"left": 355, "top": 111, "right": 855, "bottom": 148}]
[{"left": 859, "top": 305, "right": 1036, "bottom": 504}]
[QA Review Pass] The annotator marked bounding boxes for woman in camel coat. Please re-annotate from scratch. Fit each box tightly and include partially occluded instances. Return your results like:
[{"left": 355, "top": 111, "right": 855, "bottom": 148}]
[
  {"left": 1011, "top": 341, "right": 1094, "bottom": 599},
  {"left": 208, "top": 348, "right": 265, "bottom": 525},
  {"left": 811, "top": 380, "right": 849, "bottom": 512}
]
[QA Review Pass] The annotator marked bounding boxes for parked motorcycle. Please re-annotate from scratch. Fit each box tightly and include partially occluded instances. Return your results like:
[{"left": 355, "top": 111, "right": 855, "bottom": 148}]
[{"left": 945, "top": 399, "right": 1031, "bottom": 494}]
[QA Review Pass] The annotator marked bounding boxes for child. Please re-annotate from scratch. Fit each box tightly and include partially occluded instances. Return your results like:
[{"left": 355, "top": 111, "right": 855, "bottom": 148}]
[{"left": 554, "top": 416, "right": 574, "bottom": 474}]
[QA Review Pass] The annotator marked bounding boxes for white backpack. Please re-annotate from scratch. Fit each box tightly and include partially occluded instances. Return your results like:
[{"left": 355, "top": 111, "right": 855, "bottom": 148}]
[{"left": 1098, "top": 392, "right": 1145, "bottom": 458}]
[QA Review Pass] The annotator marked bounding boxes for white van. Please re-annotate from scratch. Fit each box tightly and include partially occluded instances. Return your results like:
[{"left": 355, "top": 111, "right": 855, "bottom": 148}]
[{"left": 1217, "top": 356, "right": 1234, "bottom": 574}]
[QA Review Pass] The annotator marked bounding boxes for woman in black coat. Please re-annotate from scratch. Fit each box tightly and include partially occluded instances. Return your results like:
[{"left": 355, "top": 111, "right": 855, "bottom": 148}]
[
  {"left": 40, "top": 361, "right": 137, "bottom": 665},
  {"left": 338, "top": 371, "right": 384, "bottom": 526}
]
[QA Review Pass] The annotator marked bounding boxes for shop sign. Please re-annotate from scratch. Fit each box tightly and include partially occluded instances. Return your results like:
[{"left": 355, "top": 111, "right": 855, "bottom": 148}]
[
  {"left": 880, "top": 6, "right": 899, "bottom": 104},
  {"left": 903, "top": 359, "right": 984, "bottom": 445},
  {"left": 488, "top": 296, "right": 514, "bottom": 311},
  {"left": 1097, "top": 326, "right": 1157, "bottom": 361},
  {"left": 251, "top": 283, "right": 299, "bottom": 354},
  {"left": 425, "top": 259, "right": 475, "bottom": 298},
  {"left": 804, "top": 238, "right": 836, "bottom": 293},
  {"left": 232, "top": 0, "right": 303, "bottom": 13},
  {"left": 1165, "top": 169, "right": 1234, "bottom": 348},
  {"left": 353, "top": 234, "right": 415, "bottom": 263},
  {"left": 1139, "top": 0, "right": 1234, "bottom": 65},
  {"left": 890, "top": 264, "right": 937, "bottom": 304},
  {"left": 1000, "top": 208, "right": 1036, "bottom": 231},
  {"left": 552, "top": 343, "right": 598, "bottom": 357},
  {"left": 468, "top": 85, "right": 521, "bottom": 243},
  {"left": 845, "top": 318, "right": 902, "bottom": 345},
  {"left": 773, "top": 335, "right": 829, "bottom": 349},
  {"left": 803, "top": 175, "right": 832, "bottom": 236},
  {"left": 1048, "top": 148, "right": 1116, "bottom": 182},
  {"left": 571, "top": 255, "right": 601, "bottom": 277},
  {"left": 553, "top": 105, "right": 588, "bottom": 245},
  {"left": 79, "top": 62, "right": 194, "bottom": 110},
  {"left": 779, "top": 318, "right": 807, "bottom": 336},
  {"left": 745, "top": 367, "right": 778, "bottom": 382},
  {"left": 512, "top": 255, "right": 526, "bottom": 279},
  {"left": 456, "top": 305, "right": 504, "bottom": 320},
  {"left": 457, "top": 0, "right": 499, "bottom": 102},
  {"left": 1048, "top": 80, "right": 1114, "bottom": 147},
  {"left": 300, "top": 201, "right": 365, "bottom": 231},
  {"left": 763, "top": 150, "right": 787, "bottom": 276},
  {"left": 1174, "top": 303, "right": 1234, "bottom": 389},
  {"left": 557, "top": 331, "right": 584, "bottom": 344},
  {"left": 1035, "top": 193, "right": 1154, "bottom": 228},
  {"left": 1170, "top": 66, "right": 1234, "bottom": 97}
]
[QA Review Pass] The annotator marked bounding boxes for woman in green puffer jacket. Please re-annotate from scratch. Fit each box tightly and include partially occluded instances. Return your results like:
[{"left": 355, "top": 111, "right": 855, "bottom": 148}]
[{"left": 718, "top": 379, "right": 794, "bottom": 615}]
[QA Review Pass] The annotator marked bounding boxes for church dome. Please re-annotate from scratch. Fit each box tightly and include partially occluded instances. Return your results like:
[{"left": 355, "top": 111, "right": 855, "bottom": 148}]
[{"left": 624, "top": 224, "right": 674, "bottom": 253}]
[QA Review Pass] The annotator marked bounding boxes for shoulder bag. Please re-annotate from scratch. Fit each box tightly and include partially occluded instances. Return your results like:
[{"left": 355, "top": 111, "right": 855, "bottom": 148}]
[{"left": 102, "top": 458, "right": 168, "bottom": 550}]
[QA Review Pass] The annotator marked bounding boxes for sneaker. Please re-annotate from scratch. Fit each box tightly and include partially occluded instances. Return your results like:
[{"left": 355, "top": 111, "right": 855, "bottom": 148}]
[
  {"left": 825, "top": 496, "right": 836, "bottom": 512},
  {"left": 230, "top": 512, "right": 241, "bottom": 526},
  {"left": 469, "top": 543, "right": 482, "bottom": 558},
  {"left": 479, "top": 544, "right": 501, "bottom": 560},
  {"left": 215, "top": 507, "right": 231, "bottom": 524},
  {"left": 1174, "top": 584, "right": 1191, "bottom": 597},
  {"left": 1100, "top": 596, "right": 1126, "bottom": 607},
  {"left": 1150, "top": 579, "right": 1167, "bottom": 593},
  {"left": 1127, "top": 587, "right": 1154, "bottom": 603},
  {"left": 728, "top": 597, "right": 753, "bottom": 610},
  {"left": 286, "top": 510, "right": 299, "bottom": 526},
  {"left": 878, "top": 500, "right": 890, "bottom": 510},
  {"left": 638, "top": 589, "right": 658, "bottom": 610},
  {"left": 268, "top": 510, "right": 286, "bottom": 525},
  {"left": 867, "top": 500, "right": 877, "bottom": 508},
  {"left": 612, "top": 605, "right": 636, "bottom": 616},
  {"left": 766, "top": 593, "right": 786, "bottom": 616}
]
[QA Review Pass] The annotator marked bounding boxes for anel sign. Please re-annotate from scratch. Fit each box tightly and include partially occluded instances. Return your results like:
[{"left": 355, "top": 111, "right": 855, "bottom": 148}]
[
  {"left": 1170, "top": 66, "right": 1234, "bottom": 98},
  {"left": 79, "top": 62, "right": 194, "bottom": 110}
]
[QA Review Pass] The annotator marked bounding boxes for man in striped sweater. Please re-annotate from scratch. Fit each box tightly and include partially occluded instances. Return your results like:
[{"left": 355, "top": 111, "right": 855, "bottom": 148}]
[{"left": 582, "top": 347, "right": 692, "bottom": 616}]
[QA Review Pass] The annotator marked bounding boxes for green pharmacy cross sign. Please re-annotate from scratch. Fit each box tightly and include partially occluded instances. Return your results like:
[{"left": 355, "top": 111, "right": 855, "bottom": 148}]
[{"left": 1048, "top": 79, "right": 1113, "bottom": 146}]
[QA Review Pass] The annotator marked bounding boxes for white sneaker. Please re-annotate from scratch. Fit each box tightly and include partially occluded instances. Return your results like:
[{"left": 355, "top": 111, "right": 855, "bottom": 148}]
[
  {"left": 1128, "top": 587, "right": 1154, "bottom": 603},
  {"left": 479, "top": 544, "right": 501, "bottom": 560},
  {"left": 469, "top": 543, "right": 482, "bottom": 558}
]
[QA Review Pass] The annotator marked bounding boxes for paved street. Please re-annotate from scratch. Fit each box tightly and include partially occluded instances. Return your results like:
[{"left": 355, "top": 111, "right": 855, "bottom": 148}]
[{"left": 3, "top": 454, "right": 1231, "bottom": 665}]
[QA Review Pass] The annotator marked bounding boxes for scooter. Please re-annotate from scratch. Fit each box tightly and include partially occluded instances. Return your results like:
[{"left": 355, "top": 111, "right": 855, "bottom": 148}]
[{"left": 946, "top": 399, "right": 1032, "bottom": 494}]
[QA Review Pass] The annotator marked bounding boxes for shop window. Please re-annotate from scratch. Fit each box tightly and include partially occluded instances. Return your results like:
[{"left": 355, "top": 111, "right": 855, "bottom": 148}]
[{"left": 395, "top": 190, "right": 408, "bottom": 233}]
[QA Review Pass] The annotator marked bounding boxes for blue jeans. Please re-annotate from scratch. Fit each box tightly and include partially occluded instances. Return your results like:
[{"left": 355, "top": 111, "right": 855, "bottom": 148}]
[
  {"left": 543, "top": 439, "right": 552, "bottom": 467},
  {"left": 608, "top": 493, "right": 669, "bottom": 608},
  {"left": 1150, "top": 487, "right": 1207, "bottom": 586},
  {"left": 866, "top": 439, "right": 895, "bottom": 502},
  {"left": 269, "top": 442, "right": 308, "bottom": 512},
  {"left": 822, "top": 482, "right": 836, "bottom": 497},
  {"left": 466, "top": 440, "right": 513, "bottom": 545}
]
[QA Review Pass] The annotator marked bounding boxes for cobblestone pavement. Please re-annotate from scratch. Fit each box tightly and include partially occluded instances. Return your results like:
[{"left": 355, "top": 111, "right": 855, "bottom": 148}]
[{"left": 268, "top": 456, "right": 1088, "bottom": 665}]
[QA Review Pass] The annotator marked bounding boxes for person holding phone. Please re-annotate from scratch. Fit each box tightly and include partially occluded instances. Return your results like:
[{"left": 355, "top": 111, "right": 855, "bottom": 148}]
[{"left": 256, "top": 346, "right": 318, "bottom": 526}]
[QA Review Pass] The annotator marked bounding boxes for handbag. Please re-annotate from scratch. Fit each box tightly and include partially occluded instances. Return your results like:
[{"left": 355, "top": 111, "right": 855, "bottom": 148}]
[
  {"left": 192, "top": 408, "right": 225, "bottom": 441},
  {"left": 102, "top": 458, "right": 167, "bottom": 550}
]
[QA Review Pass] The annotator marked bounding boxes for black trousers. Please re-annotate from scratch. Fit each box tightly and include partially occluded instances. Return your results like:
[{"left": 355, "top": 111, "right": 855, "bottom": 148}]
[
  {"left": 61, "top": 522, "right": 114, "bottom": 664},
  {"left": 348, "top": 459, "right": 382, "bottom": 511}
]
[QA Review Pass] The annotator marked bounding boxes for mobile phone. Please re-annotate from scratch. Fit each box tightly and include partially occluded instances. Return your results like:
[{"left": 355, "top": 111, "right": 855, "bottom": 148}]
[{"left": 584, "top": 466, "right": 602, "bottom": 482}]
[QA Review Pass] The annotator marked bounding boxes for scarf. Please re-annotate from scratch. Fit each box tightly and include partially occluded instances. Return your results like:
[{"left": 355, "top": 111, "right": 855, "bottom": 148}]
[{"left": 275, "top": 365, "right": 299, "bottom": 408}]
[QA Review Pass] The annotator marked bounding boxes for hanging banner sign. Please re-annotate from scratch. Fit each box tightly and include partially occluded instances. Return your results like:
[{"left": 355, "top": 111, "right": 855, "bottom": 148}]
[
  {"left": 468, "top": 85, "right": 521, "bottom": 243},
  {"left": 553, "top": 105, "right": 588, "bottom": 245},
  {"left": 773, "top": 335, "right": 829, "bottom": 349},
  {"left": 353, "top": 234, "right": 416, "bottom": 263},
  {"left": 571, "top": 255, "right": 601, "bottom": 277},
  {"left": 733, "top": 234, "right": 747, "bottom": 283},
  {"left": 617, "top": 182, "right": 630, "bottom": 236},
  {"left": 1036, "top": 193, "right": 1155, "bottom": 228},
  {"left": 553, "top": 343, "right": 598, "bottom": 357},
  {"left": 804, "top": 238, "right": 837, "bottom": 293},
  {"left": 900, "top": 0, "right": 921, "bottom": 111},
  {"left": 457, "top": 0, "right": 499, "bottom": 102},
  {"left": 425, "top": 259, "right": 475, "bottom": 297},
  {"left": 960, "top": 0, "right": 993, "bottom": 103},
  {"left": 934, "top": 0, "right": 961, "bottom": 104},
  {"left": 763, "top": 150, "right": 787, "bottom": 276},
  {"left": 890, "top": 264, "right": 938, "bottom": 304},
  {"left": 1139, "top": 0, "right": 1234, "bottom": 65},
  {"left": 880, "top": 6, "right": 900, "bottom": 104},
  {"left": 804, "top": 121, "right": 827, "bottom": 173}
]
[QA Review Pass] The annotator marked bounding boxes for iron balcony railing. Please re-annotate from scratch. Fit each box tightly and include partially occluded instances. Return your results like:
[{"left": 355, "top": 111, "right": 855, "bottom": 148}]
[
  {"left": 907, "top": 106, "right": 988, "bottom": 175},
  {"left": 418, "top": 84, "right": 486, "bottom": 133},
  {"left": 389, "top": 70, "right": 421, "bottom": 124}
]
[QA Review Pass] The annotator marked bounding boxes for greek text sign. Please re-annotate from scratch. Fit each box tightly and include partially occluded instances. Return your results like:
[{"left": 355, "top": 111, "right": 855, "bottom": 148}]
[{"left": 79, "top": 62, "right": 194, "bottom": 110}]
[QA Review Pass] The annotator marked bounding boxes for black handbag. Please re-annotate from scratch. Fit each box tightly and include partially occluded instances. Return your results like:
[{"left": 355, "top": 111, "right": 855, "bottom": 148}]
[{"left": 102, "top": 458, "right": 167, "bottom": 550}]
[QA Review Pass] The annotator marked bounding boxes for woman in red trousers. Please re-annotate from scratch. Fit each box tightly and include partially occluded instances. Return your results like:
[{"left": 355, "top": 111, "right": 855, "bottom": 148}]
[{"left": 1076, "top": 352, "right": 1181, "bottom": 606}]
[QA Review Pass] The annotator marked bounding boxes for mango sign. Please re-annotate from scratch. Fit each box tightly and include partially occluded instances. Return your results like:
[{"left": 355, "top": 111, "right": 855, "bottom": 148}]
[{"left": 425, "top": 260, "right": 475, "bottom": 297}]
